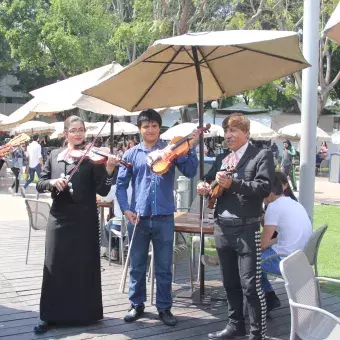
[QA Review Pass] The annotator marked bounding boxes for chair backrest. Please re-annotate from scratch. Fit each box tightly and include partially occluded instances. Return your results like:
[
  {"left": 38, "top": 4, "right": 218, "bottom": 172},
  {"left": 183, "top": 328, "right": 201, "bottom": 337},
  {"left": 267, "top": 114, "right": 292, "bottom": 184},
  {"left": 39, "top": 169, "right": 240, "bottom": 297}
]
[
  {"left": 25, "top": 199, "right": 51, "bottom": 231},
  {"left": 280, "top": 250, "right": 320, "bottom": 328},
  {"left": 110, "top": 215, "right": 127, "bottom": 235},
  {"left": 303, "top": 224, "right": 327, "bottom": 266}
]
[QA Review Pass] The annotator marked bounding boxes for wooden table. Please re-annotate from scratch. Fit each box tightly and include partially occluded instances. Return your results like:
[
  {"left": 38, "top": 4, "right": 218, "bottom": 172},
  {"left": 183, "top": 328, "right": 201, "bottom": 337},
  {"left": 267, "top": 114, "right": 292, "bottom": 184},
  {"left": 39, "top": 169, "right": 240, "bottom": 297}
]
[
  {"left": 174, "top": 212, "right": 214, "bottom": 303},
  {"left": 174, "top": 212, "right": 214, "bottom": 234},
  {"left": 97, "top": 200, "right": 114, "bottom": 228}
]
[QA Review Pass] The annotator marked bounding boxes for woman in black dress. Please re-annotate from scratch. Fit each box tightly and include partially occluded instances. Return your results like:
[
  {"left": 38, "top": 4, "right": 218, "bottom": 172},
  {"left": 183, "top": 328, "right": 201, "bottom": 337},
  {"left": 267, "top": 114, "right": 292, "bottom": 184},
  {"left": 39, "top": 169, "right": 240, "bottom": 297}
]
[{"left": 34, "top": 116, "right": 120, "bottom": 334}]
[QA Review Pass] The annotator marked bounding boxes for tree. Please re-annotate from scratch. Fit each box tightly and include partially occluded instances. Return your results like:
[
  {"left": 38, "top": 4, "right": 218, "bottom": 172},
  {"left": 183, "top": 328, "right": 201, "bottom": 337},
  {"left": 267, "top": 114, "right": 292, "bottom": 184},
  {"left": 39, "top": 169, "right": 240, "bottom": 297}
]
[
  {"left": 0, "top": 0, "right": 119, "bottom": 91},
  {"left": 0, "top": 27, "right": 13, "bottom": 83}
]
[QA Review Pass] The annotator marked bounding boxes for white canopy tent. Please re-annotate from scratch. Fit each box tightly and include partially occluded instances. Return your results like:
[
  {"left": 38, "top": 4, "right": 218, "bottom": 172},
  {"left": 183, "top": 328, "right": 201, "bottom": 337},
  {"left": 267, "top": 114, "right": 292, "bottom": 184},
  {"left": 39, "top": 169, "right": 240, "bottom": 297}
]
[
  {"left": 160, "top": 123, "right": 217, "bottom": 140},
  {"left": 11, "top": 121, "right": 56, "bottom": 136},
  {"left": 85, "top": 122, "right": 139, "bottom": 138},
  {"left": 278, "top": 123, "right": 331, "bottom": 141}
]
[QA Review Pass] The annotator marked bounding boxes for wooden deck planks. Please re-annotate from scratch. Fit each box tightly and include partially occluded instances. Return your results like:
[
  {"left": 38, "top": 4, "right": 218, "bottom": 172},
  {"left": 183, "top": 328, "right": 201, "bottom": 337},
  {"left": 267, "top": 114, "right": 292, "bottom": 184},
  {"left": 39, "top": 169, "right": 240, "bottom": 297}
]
[{"left": 0, "top": 220, "right": 340, "bottom": 340}]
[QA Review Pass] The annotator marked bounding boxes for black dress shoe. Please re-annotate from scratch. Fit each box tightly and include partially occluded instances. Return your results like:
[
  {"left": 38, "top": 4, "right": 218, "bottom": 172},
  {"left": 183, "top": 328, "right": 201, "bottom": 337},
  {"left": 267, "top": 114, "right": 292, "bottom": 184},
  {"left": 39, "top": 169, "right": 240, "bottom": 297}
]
[
  {"left": 265, "top": 291, "right": 281, "bottom": 312},
  {"left": 208, "top": 322, "right": 246, "bottom": 339},
  {"left": 158, "top": 309, "right": 177, "bottom": 326},
  {"left": 124, "top": 304, "right": 145, "bottom": 322},
  {"left": 33, "top": 320, "right": 55, "bottom": 334}
]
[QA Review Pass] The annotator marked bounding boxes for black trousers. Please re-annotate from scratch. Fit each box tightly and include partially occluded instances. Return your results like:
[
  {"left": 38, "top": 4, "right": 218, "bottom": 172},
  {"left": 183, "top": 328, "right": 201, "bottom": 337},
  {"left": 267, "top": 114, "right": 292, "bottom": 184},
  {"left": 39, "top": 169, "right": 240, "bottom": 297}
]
[
  {"left": 11, "top": 167, "right": 20, "bottom": 193},
  {"left": 214, "top": 222, "right": 266, "bottom": 340}
]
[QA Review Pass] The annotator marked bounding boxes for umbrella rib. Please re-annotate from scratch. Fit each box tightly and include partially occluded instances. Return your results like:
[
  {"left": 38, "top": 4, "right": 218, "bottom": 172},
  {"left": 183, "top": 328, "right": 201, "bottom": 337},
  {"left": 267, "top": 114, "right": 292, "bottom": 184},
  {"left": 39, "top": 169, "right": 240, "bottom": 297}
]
[
  {"left": 198, "top": 46, "right": 220, "bottom": 63},
  {"left": 163, "top": 63, "right": 209, "bottom": 74},
  {"left": 134, "top": 46, "right": 184, "bottom": 110},
  {"left": 230, "top": 45, "right": 307, "bottom": 64},
  {"left": 204, "top": 49, "right": 245, "bottom": 63},
  {"left": 143, "top": 60, "right": 194, "bottom": 66},
  {"left": 143, "top": 45, "right": 176, "bottom": 62},
  {"left": 197, "top": 46, "right": 225, "bottom": 95}
]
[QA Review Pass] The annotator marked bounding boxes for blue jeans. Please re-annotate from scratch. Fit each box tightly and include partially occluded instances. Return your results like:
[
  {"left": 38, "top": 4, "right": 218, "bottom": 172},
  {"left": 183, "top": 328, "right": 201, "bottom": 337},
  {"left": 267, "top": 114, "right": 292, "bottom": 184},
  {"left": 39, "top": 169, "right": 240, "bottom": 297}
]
[
  {"left": 24, "top": 164, "right": 42, "bottom": 189},
  {"left": 261, "top": 247, "right": 282, "bottom": 293},
  {"left": 127, "top": 215, "right": 174, "bottom": 310}
]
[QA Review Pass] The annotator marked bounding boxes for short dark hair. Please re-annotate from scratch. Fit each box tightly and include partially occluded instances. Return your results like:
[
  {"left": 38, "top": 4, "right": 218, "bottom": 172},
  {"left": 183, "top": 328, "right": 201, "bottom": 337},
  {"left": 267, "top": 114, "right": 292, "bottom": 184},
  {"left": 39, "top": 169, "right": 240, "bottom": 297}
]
[
  {"left": 64, "top": 115, "right": 85, "bottom": 131},
  {"left": 271, "top": 174, "right": 284, "bottom": 195},
  {"left": 32, "top": 134, "right": 39, "bottom": 141},
  {"left": 137, "top": 109, "right": 162, "bottom": 128}
]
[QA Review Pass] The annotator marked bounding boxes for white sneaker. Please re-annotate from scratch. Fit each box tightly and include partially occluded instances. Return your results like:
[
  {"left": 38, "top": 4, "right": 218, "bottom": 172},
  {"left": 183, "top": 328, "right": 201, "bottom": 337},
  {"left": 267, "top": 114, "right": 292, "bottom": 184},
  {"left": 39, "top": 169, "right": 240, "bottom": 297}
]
[
  {"left": 8, "top": 187, "right": 14, "bottom": 194},
  {"left": 12, "top": 193, "right": 21, "bottom": 196},
  {"left": 20, "top": 187, "right": 26, "bottom": 198},
  {"left": 111, "top": 249, "right": 119, "bottom": 261}
]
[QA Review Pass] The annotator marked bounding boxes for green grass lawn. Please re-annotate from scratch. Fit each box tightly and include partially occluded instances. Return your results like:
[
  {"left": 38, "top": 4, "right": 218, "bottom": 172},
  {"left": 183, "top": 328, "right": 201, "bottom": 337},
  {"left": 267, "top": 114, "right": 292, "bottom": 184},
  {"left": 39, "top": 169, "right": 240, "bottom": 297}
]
[
  {"left": 205, "top": 204, "right": 340, "bottom": 297},
  {"left": 313, "top": 205, "right": 340, "bottom": 297}
]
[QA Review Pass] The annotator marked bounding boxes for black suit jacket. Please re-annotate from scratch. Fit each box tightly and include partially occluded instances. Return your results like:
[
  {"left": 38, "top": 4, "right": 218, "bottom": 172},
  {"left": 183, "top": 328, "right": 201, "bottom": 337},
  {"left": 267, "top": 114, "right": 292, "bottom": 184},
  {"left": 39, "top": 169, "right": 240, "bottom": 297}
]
[{"left": 205, "top": 144, "right": 275, "bottom": 218}]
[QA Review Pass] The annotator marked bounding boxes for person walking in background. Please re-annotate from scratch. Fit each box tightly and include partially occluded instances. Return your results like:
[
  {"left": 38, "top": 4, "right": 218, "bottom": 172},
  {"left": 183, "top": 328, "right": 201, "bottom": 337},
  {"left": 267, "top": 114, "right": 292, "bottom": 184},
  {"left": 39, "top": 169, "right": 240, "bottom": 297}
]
[
  {"left": 281, "top": 139, "right": 297, "bottom": 191},
  {"left": 8, "top": 144, "right": 25, "bottom": 196},
  {"left": 20, "top": 135, "right": 43, "bottom": 197},
  {"left": 319, "top": 141, "right": 328, "bottom": 159}
]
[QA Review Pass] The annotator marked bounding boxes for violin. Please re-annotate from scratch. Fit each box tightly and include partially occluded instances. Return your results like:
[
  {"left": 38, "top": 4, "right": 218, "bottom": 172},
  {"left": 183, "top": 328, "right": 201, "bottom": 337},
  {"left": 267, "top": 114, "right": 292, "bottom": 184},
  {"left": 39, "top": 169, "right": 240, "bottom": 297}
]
[
  {"left": 64, "top": 145, "right": 132, "bottom": 168},
  {"left": 206, "top": 166, "right": 236, "bottom": 209},
  {"left": 146, "top": 124, "right": 211, "bottom": 175},
  {"left": 56, "top": 144, "right": 132, "bottom": 196}
]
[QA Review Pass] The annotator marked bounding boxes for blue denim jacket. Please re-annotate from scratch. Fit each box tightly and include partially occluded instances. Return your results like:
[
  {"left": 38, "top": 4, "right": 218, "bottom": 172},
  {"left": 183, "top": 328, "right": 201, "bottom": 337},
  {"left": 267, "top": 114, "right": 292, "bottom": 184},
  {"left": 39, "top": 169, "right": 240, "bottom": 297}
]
[{"left": 116, "top": 140, "right": 198, "bottom": 216}]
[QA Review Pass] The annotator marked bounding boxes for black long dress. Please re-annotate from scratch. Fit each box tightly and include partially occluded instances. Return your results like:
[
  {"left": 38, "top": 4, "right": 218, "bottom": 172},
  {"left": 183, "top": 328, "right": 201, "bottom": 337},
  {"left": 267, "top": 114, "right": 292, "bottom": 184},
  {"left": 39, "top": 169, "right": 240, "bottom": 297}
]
[{"left": 36, "top": 148, "right": 114, "bottom": 324}]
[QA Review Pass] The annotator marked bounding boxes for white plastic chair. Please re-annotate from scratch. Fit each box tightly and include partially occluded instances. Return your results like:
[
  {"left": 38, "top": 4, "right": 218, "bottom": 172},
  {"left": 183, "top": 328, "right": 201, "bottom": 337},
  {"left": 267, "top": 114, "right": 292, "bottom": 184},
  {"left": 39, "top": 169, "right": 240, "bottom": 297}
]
[
  {"left": 280, "top": 250, "right": 340, "bottom": 340},
  {"left": 108, "top": 216, "right": 128, "bottom": 266},
  {"left": 25, "top": 199, "right": 50, "bottom": 264},
  {"left": 262, "top": 225, "right": 327, "bottom": 278}
]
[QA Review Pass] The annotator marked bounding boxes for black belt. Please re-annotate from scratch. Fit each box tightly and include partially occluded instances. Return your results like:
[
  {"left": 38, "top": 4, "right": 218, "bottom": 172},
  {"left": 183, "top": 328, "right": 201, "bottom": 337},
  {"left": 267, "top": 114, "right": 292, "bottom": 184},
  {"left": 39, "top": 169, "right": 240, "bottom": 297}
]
[{"left": 216, "top": 215, "right": 261, "bottom": 227}]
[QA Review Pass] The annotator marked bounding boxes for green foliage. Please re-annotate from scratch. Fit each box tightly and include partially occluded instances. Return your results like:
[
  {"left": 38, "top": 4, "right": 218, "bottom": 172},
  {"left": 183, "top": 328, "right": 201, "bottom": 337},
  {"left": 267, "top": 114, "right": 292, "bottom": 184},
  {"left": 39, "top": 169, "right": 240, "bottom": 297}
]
[
  {"left": 0, "top": 0, "right": 339, "bottom": 115},
  {"left": 0, "top": 0, "right": 119, "bottom": 91}
]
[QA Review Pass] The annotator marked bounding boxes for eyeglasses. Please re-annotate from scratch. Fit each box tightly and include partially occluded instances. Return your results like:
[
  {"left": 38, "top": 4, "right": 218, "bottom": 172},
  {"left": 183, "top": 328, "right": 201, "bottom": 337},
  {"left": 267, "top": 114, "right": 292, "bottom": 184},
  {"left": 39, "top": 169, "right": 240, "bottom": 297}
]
[{"left": 67, "top": 128, "right": 86, "bottom": 135}]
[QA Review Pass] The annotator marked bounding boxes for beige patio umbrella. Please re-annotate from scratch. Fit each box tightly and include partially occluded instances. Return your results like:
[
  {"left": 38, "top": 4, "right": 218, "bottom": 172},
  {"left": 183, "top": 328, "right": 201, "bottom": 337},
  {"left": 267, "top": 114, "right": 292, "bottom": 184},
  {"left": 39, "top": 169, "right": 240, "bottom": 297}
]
[
  {"left": 83, "top": 30, "right": 309, "bottom": 112},
  {"left": 323, "top": 2, "right": 340, "bottom": 44},
  {"left": 11, "top": 121, "right": 56, "bottom": 136},
  {"left": 0, "top": 98, "right": 65, "bottom": 130},
  {"left": 0, "top": 113, "right": 8, "bottom": 122},
  {"left": 278, "top": 123, "right": 331, "bottom": 141},
  {"left": 83, "top": 30, "right": 309, "bottom": 296}
]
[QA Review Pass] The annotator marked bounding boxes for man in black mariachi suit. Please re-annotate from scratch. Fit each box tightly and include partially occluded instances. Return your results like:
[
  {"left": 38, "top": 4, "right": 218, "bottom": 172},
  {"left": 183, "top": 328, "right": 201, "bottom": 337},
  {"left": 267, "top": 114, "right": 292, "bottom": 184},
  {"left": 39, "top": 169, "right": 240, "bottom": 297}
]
[{"left": 197, "top": 113, "right": 275, "bottom": 340}]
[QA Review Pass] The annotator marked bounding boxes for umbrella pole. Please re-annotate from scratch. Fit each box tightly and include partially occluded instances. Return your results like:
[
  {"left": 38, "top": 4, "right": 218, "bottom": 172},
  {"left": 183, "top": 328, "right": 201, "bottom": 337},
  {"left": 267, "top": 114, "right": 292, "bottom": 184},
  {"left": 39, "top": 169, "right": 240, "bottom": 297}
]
[
  {"left": 110, "top": 116, "right": 114, "bottom": 154},
  {"left": 192, "top": 46, "right": 206, "bottom": 300}
]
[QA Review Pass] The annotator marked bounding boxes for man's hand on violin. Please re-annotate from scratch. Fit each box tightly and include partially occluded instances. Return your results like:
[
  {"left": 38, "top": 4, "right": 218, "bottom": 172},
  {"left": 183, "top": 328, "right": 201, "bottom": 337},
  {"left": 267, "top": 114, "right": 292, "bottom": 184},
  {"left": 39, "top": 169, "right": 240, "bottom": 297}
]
[
  {"left": 106, "top": 155, "right": 120, "bottom": 175},
  {"left": 50, "top": 178, "right": 68, "bottom": 192},
  {"left": 197, "top": 181, "right": 211, "bottom": 195},
  {"left": 216, "top": 171, "right": 233, "bottom": 190},
  {"left": 188, "top": 130, "right": 200, "bottom": 149}
]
